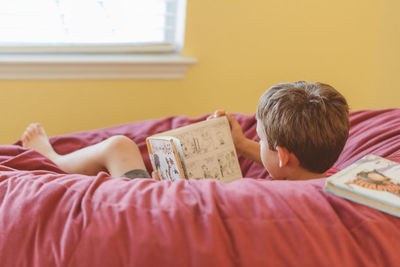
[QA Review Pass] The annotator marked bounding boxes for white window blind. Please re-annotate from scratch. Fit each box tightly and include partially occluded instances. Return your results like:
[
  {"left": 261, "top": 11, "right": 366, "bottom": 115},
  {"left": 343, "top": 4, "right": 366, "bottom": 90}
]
[{"left": 0, "top": 0, "right": 186, "bottom": 53}]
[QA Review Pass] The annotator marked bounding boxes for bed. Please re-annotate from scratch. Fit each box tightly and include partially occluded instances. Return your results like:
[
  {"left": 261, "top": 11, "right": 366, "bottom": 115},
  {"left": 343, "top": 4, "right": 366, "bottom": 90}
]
[{"left": 0, "top": 108, "right": 399, "bottom": 267}]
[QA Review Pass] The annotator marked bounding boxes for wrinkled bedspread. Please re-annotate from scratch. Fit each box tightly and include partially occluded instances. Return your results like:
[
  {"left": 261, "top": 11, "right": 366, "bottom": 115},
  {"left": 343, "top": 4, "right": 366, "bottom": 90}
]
[{"left": 0, "top": 109, "right": 399, "bottom": 267}]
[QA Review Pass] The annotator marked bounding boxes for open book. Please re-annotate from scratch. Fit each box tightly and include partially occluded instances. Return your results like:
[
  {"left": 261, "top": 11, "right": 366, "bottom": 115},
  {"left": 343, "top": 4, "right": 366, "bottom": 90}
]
[
  {"left": 146, "top": 116, "right": 243, "bottom": 183},
  {"left": 324, "top": 154, "right": 400, "bottom": 217}
]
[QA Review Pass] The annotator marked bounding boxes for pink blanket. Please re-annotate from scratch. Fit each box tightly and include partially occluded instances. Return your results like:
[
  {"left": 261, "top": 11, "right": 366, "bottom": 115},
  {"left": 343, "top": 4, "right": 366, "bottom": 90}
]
[{"left": 0, "top": 109, "right": 399, "bottom": 266}]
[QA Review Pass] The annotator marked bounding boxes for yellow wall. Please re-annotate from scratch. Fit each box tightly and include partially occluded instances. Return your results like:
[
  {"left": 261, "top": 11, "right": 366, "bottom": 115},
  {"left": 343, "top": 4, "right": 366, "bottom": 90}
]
[{"left": 0, "top": 0, "right": 399, "bottom": 145}]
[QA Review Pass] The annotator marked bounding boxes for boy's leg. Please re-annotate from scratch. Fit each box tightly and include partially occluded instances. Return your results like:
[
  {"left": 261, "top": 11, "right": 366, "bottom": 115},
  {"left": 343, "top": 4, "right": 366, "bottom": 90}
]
[{"left": 21, "top": 123, "right": 148, "bottom": 177}]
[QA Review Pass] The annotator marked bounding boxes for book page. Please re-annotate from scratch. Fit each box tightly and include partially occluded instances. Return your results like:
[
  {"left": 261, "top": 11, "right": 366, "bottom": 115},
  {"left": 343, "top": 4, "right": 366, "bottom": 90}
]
[
  {"left": 153, "top": 117, "right": 243, "bottom": 182},
  {"left": 327, "top": 154, "right": 400, "bottom": 207},
  {"left": 146, "top": 137, "right": 186, "bottom": 181}
]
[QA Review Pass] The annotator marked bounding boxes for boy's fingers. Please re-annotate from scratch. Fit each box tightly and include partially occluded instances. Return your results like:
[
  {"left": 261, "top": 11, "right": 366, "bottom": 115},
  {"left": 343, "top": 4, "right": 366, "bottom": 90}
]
[
  {"left": 215, "top": 110, "right": 226, "bottom": 117},
  {"left": 207, "top": 110, "right": 227, "bottom": 120},
  {"left": 225, "top": 113, "right": 239, "bottom": 126},
  {"left": 152, "top": 171, "right": 161, "bottom": 181}
]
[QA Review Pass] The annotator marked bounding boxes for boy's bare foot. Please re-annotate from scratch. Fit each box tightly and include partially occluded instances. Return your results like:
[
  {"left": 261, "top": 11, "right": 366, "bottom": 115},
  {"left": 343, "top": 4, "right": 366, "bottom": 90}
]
[{"left": 21, "top": 123, "right": 59, "bottom": 161}]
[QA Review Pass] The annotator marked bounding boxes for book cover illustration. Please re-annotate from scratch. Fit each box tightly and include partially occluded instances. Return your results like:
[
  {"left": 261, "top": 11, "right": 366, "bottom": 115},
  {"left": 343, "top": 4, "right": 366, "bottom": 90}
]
[
  {"left": 151, "top": 116, "right": 243, "bottom": 182},
  {"left": 146, "top": 137, "right": 185, "bottom": 181},
  {"left": 325, "top": 154, "right": 400, "bottom": 212}
]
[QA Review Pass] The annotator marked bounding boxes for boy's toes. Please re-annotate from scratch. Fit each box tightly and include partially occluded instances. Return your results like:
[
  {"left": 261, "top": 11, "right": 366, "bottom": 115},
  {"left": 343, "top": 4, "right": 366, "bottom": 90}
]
[
  {"left": 35, "top": 123, "right": 46, "bottom": 135},
  {"left": 21, "top": 123, "right": 41, "bottom": 147},
  {"left": 21, "top": 132, "right": 29, "bottom": 144}
]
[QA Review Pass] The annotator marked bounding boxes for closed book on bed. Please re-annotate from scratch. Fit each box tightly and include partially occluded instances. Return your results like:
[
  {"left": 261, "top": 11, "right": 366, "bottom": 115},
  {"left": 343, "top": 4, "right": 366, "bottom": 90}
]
[{"left": 324, "top": 154, "right": 400, "bottom": 217}]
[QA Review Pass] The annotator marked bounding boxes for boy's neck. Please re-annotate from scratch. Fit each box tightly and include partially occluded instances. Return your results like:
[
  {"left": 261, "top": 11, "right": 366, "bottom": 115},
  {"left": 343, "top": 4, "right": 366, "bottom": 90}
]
[{"left": 283, "top": 168, "right": 327, "bottom": 181}]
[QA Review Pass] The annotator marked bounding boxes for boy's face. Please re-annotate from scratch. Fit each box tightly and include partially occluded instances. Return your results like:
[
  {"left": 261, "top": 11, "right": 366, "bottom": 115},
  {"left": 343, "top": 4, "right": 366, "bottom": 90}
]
[{"left": 256, "top": 120, "right": 281, "bottom": 178}]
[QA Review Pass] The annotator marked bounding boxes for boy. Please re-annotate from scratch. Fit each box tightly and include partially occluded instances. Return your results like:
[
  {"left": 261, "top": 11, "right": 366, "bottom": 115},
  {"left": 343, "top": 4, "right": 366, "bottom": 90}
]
[
  {"left": 210, "top": 81, "right": 349, "bottom": 180},
  {"left": 21, "top": 124, "right": 152, "bottom": 179},
  {"left": 21, "top": 81, "right": 349, "bottom": 180}
]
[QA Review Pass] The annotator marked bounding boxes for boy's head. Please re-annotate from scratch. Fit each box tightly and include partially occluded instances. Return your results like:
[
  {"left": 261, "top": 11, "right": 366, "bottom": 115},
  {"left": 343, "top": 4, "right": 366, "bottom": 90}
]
[{"left": 256, "top": 81, "right": 349, "bottom": 176}]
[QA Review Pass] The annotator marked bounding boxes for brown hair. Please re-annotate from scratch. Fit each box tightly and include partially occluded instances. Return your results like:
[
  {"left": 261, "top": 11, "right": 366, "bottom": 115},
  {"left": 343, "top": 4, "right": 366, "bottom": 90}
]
[{"left": 256, "top": 81, "right": 349, "bottom": 173}]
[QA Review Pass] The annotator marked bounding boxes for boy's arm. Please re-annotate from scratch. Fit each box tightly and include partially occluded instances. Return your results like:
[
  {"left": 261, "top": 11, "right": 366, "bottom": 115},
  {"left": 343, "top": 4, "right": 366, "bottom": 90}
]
[
  {"left": 208, "top": 110, "right": 262, "bottom": 165},
  {"left": 235, "top": 137, "right": 262, "bottom": 165}
]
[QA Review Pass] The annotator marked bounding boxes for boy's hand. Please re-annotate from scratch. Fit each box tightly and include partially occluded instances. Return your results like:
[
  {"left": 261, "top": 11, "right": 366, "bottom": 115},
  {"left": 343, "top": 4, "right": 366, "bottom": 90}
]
[
  {"left": 207, "top": 110, "right": 247, "bottom": 152},
  {"left": 206, "top": 110, "right": 227, "bottom": 120}
]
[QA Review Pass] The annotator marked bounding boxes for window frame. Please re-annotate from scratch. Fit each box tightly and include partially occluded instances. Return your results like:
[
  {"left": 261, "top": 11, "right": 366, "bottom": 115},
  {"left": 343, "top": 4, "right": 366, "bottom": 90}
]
[
  {"left": 0, "top": 0, "right": 196, "bottom": 80},
  {"left": 0, "top": 53, "right": 196, "bottom": 80}
]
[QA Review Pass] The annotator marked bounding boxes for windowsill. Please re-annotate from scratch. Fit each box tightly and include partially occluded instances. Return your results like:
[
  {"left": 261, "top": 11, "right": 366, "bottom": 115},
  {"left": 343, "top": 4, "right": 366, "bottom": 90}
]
[{"left": 0, "top": 53, "right": 197, "bottom": 80}]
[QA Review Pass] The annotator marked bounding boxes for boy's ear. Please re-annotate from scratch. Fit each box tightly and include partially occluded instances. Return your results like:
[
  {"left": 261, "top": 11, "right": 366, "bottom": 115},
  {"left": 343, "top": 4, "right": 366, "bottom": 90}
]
[{"left": 276, "top": 146, "right": 290, "bottom": 168}]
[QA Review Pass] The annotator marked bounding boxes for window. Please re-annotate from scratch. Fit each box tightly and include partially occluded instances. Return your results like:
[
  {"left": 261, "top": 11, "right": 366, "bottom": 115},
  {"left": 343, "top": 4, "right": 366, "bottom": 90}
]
[{"left": 0, "top": 0, "right": 196, "bottom": 79}]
